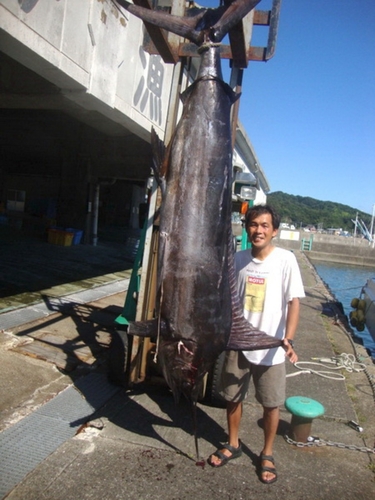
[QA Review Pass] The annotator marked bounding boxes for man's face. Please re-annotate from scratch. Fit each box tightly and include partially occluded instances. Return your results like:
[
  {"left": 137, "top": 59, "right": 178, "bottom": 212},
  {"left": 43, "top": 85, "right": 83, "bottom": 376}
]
[{"left": 246, "top": 213, "right": 278, "bottom": 251}]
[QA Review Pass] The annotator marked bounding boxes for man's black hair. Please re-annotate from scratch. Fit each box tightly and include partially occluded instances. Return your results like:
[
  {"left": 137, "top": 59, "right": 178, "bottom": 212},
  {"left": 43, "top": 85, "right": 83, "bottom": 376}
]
[{"left": 244, "top": 204, "right": 281, "bottom": 230}]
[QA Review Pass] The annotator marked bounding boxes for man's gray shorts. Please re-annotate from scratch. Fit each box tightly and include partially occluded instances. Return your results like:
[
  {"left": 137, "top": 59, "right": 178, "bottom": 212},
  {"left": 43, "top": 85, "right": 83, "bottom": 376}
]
[{"left": 219, "top": 351, "right": 286, "bottom": 408}]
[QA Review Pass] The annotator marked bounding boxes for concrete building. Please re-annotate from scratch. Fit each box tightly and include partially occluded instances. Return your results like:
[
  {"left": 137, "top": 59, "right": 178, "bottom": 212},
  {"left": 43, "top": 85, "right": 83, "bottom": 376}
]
[{"left": 0, "top": 0, "right": 270, "bottom": 246}]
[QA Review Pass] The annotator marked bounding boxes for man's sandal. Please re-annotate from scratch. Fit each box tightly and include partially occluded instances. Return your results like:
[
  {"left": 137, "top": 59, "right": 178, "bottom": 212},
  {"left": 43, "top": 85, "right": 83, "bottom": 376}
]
[
  {"left": 207, "top": 441, "right": 242, "bottom": 468},
  {"left": 258, "top": 454, "right": 277, "bottom": 484}
]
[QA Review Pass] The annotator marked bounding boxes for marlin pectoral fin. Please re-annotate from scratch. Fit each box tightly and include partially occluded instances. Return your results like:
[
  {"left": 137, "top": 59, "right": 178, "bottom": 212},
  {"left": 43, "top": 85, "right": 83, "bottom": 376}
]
[
  {"left": 226, "top": 322, "right": 283, "bottom": 351},
  {"left": 128, "top": 318, "right": 160, "bottom": 337},
  {"left": 226, "top": 213, "right": 281, "bottom": 351}
]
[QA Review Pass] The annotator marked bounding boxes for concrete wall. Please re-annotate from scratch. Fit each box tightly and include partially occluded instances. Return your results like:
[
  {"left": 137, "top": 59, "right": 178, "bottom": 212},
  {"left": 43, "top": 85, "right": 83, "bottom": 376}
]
[
  {"left": 305, "top": 250, "right": 375, "bottom": 268},
  {"left": 0, "top": 0, "right": 174, "bottom": 139},
  {"left": 274, "top": 230, "right": 375, "bottom": 268}
]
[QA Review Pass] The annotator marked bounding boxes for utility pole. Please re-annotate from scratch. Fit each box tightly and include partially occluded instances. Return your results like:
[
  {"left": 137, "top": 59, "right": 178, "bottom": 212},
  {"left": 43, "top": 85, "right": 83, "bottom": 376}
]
[
  {"left": 370, "top": 204, "right": 375, "bottom": 248},
  {"left": 354, "top": 212, "right": 358, "bottom": 239}
]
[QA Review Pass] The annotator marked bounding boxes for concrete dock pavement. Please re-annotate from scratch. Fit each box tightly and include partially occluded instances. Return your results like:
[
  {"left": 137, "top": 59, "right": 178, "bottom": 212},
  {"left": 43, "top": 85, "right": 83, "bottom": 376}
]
[{"left": 0, "top": 247, "right": 375, "bottom": 499}]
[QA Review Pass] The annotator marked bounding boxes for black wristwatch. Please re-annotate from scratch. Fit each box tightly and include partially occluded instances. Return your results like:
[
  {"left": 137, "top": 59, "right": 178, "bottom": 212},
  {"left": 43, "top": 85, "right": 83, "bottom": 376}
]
[{"left": 286, "top": 339, "right": 295, "bottom": 349}]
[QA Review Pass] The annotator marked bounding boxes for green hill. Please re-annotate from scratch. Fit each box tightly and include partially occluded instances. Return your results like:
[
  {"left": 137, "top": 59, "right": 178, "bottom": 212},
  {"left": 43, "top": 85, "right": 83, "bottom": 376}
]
[{"left": 266, "top": 192, "right": 372, "bottom": 232}]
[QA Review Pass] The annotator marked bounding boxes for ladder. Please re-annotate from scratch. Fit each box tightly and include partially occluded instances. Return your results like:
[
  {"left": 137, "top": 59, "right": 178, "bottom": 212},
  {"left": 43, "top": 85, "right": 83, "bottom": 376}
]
[{"left": 301, "top": 237, "right": 313, "bottom": 251}]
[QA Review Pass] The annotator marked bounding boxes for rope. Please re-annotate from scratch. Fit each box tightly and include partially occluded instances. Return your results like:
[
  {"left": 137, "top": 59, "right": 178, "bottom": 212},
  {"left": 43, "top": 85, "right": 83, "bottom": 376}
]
[
  {"left": 286, "top": 353, "right": 366, "bottom": 381},
  {"left": 300, "top": 252, "right": 375, "bottom": 401},
  {"left": 333, "top": 319, "right": 375, "bottom": 401},
  {"left": 329, "top": 285, "right": 364, "bottom": 293},
  {"left": 310, "top": 353, "right": 366, "bottom": 372}
]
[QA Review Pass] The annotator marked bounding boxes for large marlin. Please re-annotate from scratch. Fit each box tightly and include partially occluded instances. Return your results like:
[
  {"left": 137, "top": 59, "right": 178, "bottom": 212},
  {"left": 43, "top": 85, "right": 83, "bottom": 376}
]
[{"left": 116, "top": 0, "right": 282, "bottom": 444}]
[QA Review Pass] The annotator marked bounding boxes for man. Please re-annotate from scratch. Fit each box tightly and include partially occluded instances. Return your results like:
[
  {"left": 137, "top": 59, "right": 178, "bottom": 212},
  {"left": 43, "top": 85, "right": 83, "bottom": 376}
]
[{"left": 208, "top": 204, "right": 305, "bottom": 484}]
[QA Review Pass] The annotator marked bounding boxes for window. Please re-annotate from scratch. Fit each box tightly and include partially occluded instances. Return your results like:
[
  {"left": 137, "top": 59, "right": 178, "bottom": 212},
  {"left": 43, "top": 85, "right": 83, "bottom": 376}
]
[{"left": 7, "top": 189, "right": 26, "bottom": 212}]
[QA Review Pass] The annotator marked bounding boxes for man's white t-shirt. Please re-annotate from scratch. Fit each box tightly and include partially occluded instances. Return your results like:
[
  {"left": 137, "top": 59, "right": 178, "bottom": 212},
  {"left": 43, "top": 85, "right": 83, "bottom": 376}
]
[{"left": 235, "top": 246, "right": 305, "bottom": 366}]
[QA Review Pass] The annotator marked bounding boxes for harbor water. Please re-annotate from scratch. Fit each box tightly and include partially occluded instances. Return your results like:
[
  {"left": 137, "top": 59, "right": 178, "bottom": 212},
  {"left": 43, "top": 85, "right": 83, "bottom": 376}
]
[{"left": 313, "top": 261, "right": 375, "bottom": 359}]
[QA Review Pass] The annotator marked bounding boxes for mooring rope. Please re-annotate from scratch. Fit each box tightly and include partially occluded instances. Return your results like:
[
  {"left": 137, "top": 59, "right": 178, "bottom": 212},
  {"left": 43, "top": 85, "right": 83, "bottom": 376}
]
[
  {"left": 153, "top": 281, "right": 163, "bottom": 364},
  {"left": 286, "top": 353, "right": 366, "bottom": 381}
]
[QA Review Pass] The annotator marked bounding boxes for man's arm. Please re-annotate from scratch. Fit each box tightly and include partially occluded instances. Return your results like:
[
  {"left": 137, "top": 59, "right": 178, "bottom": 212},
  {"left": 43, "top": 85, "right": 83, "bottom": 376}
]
[{"left": 283, "top": 297, "right": 300, "bottom": 363}]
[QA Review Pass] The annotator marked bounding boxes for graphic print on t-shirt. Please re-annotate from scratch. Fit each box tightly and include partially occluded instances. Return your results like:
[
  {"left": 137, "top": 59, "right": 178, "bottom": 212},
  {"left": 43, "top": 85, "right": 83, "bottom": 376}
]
[{"left": 244, "top": 273, "right": 267, "bottom": 313}]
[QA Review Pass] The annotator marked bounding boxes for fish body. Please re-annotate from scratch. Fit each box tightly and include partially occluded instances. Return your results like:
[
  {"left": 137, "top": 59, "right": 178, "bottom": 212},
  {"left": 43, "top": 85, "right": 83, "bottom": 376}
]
[
  {"left": 119, "top": 0, "right": 282, "bottom": 404},
  {"left": 153, "top": 46, "right": 236, "bottom": 402}
]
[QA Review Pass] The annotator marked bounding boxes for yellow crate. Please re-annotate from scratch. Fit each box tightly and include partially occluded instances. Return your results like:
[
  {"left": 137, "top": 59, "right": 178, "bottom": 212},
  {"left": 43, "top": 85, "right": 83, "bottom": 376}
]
[
  {"left": 58, "top": 231, "right": 74, "bottom": 246},
  {"left": 47, "top": 228, "right": 59, "bottom": 245},
  {"left": 48, "top": 229, "right": 73, "bottom": 246}
]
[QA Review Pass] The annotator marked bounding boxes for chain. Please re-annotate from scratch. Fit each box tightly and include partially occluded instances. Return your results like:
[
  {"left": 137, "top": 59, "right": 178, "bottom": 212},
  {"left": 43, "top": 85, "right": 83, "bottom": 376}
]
[{"left": 284, "top": 434, "right": 375, "bottom": 454}]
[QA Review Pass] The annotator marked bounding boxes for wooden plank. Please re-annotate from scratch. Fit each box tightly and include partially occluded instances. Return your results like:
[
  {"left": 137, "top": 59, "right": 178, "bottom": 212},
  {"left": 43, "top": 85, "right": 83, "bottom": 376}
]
[
  {"left": 132, "top": 0, "right": 178, "bottom": 63},
  {"left": 12, "top": 333, "right": 100, "bottom": 371}
]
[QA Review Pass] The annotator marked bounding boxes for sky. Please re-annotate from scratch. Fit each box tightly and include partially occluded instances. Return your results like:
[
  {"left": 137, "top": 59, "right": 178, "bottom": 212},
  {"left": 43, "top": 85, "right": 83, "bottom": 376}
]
[{"left": 199, "top": 0, "right": 375, "bottom": 215}]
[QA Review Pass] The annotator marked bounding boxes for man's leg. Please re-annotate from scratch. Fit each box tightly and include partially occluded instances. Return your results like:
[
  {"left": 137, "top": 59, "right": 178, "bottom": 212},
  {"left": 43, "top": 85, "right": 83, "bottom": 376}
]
[
  {"left": 208, "top": 401, "right": 242, "bottom": 466},
  {"left": 254, "top": 363, "right": 285, "bottom": 483},
  {"left": 227, "top": 401, "right": 243, "bottom": 449},
  {"left": 208, "top": 351, "right": 250, "bottom": 466},
  {"left": 260, "top": 406, "right": 279, "bottom": 482}
]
